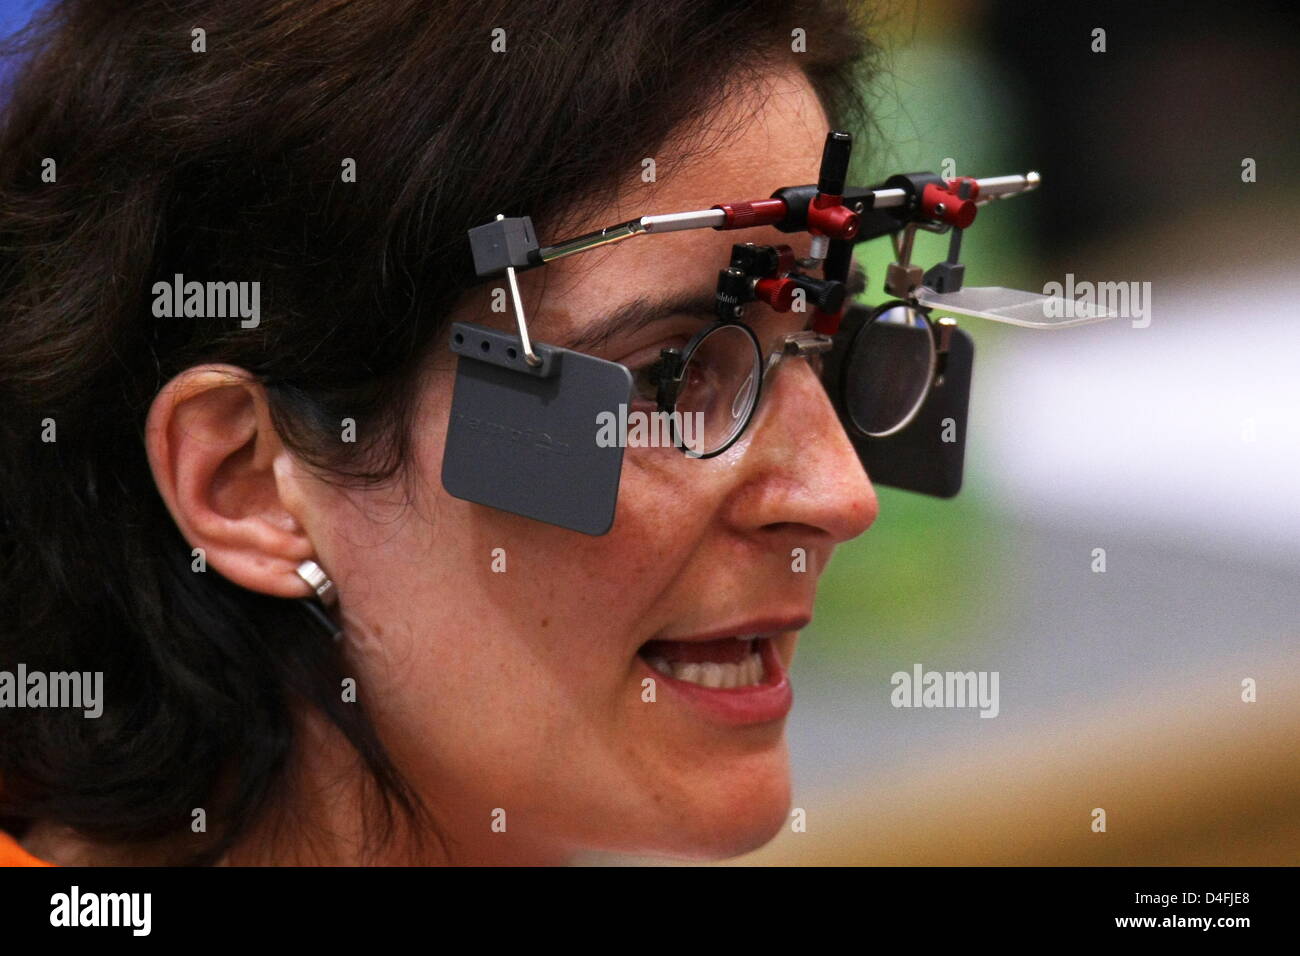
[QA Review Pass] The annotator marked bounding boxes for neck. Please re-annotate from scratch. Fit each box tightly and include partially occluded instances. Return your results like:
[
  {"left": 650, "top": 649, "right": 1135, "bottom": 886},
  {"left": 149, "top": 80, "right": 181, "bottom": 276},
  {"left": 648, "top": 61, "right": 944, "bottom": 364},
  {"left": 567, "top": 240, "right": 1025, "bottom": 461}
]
[{"left": 23, "top": 705, "right": 571, "bottom": 866}]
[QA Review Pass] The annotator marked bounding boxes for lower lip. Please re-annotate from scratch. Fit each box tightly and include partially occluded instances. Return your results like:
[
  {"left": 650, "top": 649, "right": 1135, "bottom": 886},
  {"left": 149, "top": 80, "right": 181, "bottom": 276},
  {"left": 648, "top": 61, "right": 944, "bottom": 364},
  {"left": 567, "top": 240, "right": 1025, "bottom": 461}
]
[{"left": 638, "top": 635, "right": 793, "bottom": 727}]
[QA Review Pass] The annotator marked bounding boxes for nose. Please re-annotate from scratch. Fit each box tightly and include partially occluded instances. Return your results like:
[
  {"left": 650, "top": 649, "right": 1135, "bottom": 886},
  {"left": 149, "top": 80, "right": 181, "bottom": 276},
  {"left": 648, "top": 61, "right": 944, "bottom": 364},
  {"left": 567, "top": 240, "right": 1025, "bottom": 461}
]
[{"left": 720, "top": 357, "right": 878, "bottom": 545}]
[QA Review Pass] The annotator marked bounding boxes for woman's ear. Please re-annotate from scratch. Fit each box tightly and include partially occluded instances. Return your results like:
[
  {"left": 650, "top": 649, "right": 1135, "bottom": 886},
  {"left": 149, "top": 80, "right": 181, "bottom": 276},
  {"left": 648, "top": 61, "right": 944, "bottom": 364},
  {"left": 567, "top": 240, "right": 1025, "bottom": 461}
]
[{"left": 145, "top": 364, "right": 318, "bottom": 599}]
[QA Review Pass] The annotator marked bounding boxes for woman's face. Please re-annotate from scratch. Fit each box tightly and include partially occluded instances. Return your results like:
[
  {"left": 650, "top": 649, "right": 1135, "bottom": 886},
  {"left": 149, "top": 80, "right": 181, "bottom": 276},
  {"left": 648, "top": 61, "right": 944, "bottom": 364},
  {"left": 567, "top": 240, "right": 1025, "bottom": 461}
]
[{"left": 299, "top": 64, "right": 877, "bottom": 862}]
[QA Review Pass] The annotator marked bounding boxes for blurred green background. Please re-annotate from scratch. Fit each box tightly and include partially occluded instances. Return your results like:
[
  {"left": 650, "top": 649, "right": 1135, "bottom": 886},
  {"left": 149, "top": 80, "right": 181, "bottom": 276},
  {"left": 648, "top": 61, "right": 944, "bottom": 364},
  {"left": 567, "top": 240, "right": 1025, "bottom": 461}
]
[
  {"left": 810, "top": 4, "right": 1063, "bottom": 679},
  {"left": 720, "top": 0, "right": 1300, "bottom": 865}
]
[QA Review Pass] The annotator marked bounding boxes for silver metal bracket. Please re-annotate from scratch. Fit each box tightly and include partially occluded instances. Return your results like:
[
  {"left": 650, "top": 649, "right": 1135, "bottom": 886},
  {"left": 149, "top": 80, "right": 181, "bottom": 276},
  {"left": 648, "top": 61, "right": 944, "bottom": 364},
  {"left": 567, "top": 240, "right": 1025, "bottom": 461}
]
[
  {"left": 885, "top": 223, "right": 925, "bottom": 298},
  {"left": 495, "top": 214, "right": 543, "bottom": 367}
]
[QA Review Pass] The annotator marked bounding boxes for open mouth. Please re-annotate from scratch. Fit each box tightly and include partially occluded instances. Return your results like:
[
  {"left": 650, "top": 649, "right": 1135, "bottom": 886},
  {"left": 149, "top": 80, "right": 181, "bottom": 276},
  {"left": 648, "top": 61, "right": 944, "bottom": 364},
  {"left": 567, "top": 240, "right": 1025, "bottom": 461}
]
[
  {"left": 638, "top": 636, "right": 772, "bottom": 689},
  {"left": 635, "top": 627, "right": 799, "bottom": 725}
]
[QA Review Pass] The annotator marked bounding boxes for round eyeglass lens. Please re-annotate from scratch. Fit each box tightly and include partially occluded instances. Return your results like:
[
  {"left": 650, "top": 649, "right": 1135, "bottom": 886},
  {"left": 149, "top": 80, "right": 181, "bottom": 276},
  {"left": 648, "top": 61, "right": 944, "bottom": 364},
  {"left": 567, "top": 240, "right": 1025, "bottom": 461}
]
[
  {"left": 844, "top": 304, "right": 936, "bottom": 437},
  {"left": 673, "top": 323, "right": 762, "bottom": 457}
]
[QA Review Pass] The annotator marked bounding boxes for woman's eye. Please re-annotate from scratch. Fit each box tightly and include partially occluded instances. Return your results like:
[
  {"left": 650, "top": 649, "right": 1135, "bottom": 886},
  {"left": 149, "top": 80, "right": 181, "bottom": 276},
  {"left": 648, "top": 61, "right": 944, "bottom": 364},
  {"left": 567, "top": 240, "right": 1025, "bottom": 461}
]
[
  {"left": 629, "top": 364, "right": 659, "bottom": 404},
  {"left": 618, "top": 334, "right": 689, "bottom": 368},
  {"left": 617, "top": 334, "right": 692, "bottom": 401}
]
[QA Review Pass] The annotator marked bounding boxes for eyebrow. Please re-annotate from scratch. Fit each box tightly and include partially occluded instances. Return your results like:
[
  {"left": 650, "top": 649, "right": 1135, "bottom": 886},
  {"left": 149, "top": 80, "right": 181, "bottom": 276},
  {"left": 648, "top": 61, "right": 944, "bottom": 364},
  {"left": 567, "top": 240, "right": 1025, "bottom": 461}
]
[
  {"left": 561, "top": 290, "right": 720, "bottom": 353},
  {"left": 560, "top": 257, "right": 868, "bottom": 352}
]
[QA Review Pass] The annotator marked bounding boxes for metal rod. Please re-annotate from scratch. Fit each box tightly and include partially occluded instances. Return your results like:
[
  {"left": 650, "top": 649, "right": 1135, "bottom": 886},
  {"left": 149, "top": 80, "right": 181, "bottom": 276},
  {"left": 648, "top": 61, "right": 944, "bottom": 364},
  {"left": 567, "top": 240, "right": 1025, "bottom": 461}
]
[
  {"left": 493, "top": 214, "right": 542, "bottom": 366},
  {"left": 529, "top": 171, "right": 1041, "bottom": 267},
  {"left": 504, "top": 264, "right": 541, "bottom": 366},
  {"left": 973, "top": 171, "right": 1041, "bottom": 200},
  {"left": 536, "top": 209, "right": 727, "bottom": 265},
  {"left": 642, "top": 209, "right": 727, "bottom": 233},
  {"left": 870, "top": 171, "right": 1041, "bottom": 209},
  {"left": 538, "top": 218, "right": 646, "bottom": 263}
]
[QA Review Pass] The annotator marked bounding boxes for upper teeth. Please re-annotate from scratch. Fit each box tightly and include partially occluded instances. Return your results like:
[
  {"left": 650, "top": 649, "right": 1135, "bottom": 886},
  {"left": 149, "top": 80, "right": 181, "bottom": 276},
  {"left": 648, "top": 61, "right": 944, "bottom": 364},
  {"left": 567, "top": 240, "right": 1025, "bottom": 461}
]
[{"left": 645, "top": 651, "right": 764, "bottom": 689}]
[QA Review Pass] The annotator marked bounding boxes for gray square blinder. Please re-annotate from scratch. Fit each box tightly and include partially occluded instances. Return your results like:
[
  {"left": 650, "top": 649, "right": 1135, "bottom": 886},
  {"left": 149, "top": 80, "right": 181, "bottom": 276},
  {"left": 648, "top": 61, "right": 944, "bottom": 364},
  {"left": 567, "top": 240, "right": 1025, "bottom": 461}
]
[{"left": 441, "top": 322, "right": 632, "bottom": 535}]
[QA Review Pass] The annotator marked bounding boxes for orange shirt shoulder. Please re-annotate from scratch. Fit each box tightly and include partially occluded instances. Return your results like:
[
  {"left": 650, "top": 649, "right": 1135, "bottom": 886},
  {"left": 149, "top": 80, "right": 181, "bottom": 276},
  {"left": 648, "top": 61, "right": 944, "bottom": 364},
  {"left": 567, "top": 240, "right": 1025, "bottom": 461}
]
[{"left": 0, "top": 829, "right": 55, "bottom": 866}]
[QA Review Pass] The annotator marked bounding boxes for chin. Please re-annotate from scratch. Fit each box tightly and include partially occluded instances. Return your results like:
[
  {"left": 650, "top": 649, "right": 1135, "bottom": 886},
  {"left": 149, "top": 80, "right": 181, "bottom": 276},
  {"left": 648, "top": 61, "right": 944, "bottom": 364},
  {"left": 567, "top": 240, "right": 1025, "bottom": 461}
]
[{"left": 647, "top": 741, "right": 794, "bottom": 861}]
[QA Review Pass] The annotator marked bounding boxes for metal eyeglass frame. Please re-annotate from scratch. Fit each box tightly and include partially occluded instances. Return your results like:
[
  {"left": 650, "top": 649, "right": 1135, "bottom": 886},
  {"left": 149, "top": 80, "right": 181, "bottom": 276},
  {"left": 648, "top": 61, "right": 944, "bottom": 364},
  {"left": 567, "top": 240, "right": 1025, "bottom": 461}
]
[
  {"left": 648, "top": 322, "right": 835, "bottom": 459},
  {"left": 837, "top": 300, "right": 940, "bottom": 439}
]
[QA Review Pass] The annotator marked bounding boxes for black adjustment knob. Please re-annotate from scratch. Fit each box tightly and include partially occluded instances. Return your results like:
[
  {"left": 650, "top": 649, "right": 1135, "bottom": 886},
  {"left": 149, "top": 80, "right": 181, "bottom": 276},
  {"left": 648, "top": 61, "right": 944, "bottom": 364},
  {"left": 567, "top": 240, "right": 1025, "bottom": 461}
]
[
  {"left": 788, "top": 274, "right": 846, "bottom": 313},
  {"left": 729, "top": 242, "right": 781, "bottom": 278},
  {"left": 715, "top": 267, "right": 753, "bottom": 319},
  {"left": 817, "top": 131, "right": 853, "bottom": 196}
]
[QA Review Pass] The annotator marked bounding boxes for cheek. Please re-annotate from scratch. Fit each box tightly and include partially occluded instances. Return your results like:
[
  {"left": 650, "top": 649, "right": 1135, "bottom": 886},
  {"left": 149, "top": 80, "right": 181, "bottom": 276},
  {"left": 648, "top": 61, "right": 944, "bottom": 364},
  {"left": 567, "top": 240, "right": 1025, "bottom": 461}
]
[
  {"left": 314, "top": 372, "right": 741, "bottom": 815},
  {"left": 407, "top": 352, "right": 720, "bottom": 652},
  {"left": 310, "top": 430, "right": 695, "bottom": 741}
]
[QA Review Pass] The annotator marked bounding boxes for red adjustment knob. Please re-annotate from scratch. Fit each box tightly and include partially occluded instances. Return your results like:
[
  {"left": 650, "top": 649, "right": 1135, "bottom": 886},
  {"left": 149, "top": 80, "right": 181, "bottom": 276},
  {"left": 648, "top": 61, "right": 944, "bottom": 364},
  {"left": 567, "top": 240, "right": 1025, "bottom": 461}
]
[
  {"left": 711, "top": 198, "right": 787, "bottom": 230},
  {"left": 755, "top": 276, "right": 798, "bottom": 312},
  {"left": 812, "top": 306, "right": 843, "bottom": 335},
  {"left": 945, "top": 176, "right": 981, "bottom": 201},
  {"left": 921, "top": 183, "right": 976, "bottom": 228},
  {"left": 806, "top": 194, "right": 859, "bottom": 239}
]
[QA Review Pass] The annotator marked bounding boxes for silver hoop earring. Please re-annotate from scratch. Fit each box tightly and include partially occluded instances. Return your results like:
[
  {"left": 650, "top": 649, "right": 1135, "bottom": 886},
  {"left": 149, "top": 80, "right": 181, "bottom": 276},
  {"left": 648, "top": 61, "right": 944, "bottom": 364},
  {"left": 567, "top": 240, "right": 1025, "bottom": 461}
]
[{"left": 295, "top": 559, "right": 338, "bottom": 607}]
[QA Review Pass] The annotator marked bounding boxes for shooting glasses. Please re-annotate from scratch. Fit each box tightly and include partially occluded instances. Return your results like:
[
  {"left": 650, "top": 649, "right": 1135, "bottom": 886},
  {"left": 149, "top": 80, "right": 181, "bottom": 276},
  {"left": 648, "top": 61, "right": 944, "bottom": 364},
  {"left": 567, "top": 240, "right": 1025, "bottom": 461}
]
[{"left": 442, "top": 131, "right": 1117, "bottom": 535}]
